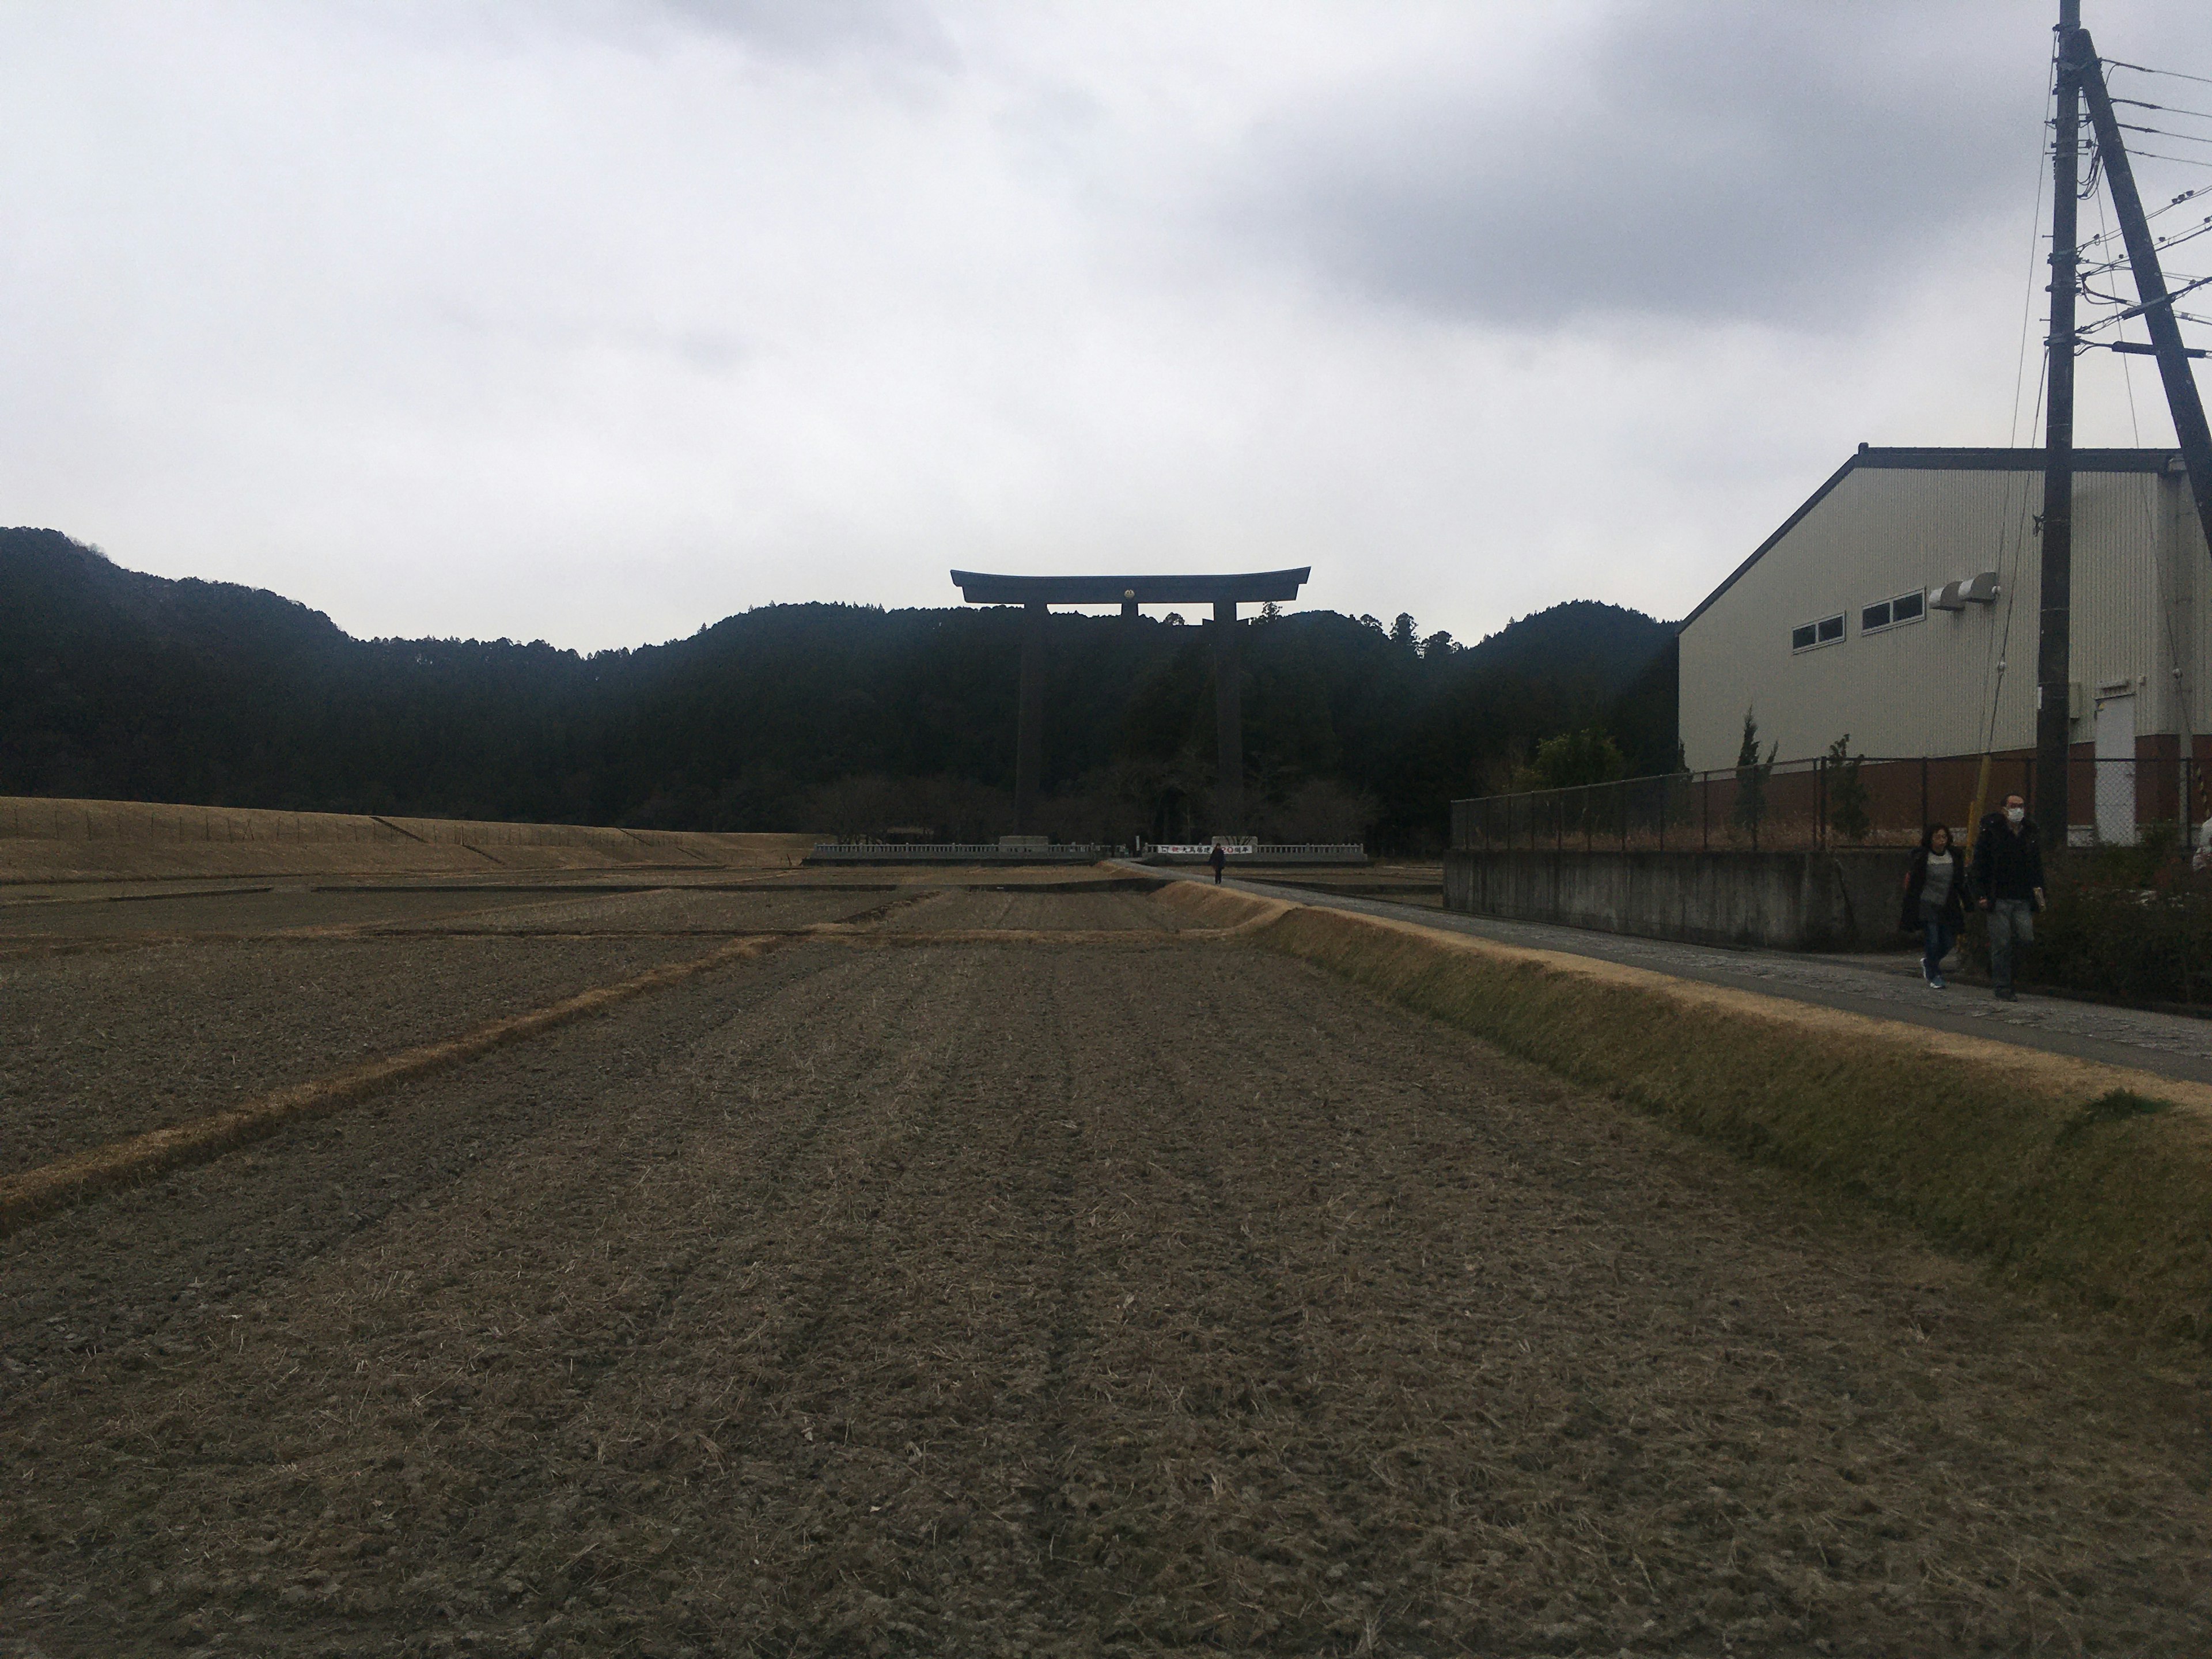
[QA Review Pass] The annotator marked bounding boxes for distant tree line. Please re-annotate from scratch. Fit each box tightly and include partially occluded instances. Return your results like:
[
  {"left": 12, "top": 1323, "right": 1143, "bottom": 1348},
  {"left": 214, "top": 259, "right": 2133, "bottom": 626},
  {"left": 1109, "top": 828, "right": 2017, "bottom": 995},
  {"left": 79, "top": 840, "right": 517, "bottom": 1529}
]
[{"left": 0, "top": 529, "right": 1679, "bottom": 851}]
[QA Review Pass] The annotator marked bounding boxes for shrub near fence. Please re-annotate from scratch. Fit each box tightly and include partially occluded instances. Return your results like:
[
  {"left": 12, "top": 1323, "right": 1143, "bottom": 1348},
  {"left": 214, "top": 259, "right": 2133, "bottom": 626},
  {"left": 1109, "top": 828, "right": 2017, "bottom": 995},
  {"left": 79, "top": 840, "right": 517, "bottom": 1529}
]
[{"left": 1968, "top": 831, "right": 2212, "bottom": 1007}]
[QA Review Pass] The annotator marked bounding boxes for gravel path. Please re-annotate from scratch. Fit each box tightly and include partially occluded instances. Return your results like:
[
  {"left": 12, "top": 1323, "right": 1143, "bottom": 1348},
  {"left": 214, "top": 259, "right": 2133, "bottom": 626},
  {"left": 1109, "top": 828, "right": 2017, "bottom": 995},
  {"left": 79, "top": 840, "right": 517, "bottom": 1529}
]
[{"left": 4, "top": 908, "right": 2209, "bottom": 1656}]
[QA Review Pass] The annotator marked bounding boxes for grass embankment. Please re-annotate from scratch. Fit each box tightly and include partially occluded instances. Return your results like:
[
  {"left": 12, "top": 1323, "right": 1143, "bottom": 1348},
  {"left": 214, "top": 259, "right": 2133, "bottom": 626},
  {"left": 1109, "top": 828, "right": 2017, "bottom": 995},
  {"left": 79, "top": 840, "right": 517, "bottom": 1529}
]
[{"left": 1156, "top": 880, "right": 2212, "bottom": 1344}]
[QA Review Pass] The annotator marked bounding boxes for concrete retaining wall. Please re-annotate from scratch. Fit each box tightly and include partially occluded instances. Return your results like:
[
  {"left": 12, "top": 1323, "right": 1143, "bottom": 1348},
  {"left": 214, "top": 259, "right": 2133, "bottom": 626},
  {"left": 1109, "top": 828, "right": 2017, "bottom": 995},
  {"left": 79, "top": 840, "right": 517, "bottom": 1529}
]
[{"left": 1442, "top": 847, "right": 1911, "bottom": 952}]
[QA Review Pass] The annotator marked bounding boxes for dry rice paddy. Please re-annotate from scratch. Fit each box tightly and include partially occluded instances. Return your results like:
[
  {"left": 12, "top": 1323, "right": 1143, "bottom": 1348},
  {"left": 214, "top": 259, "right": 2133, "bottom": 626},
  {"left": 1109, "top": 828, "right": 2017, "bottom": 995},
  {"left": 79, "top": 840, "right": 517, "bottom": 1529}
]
[{"left": 2, "top": 872, "right": 2209, "bottom": 1657}]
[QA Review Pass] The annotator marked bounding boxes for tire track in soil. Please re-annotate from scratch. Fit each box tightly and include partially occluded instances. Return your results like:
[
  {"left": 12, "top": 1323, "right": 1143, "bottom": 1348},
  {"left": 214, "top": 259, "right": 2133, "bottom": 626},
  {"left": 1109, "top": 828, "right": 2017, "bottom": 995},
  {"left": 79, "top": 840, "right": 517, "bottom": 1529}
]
[
  {"left": 532, "top": 942, "right": 1011, "bottom": 1650},
  {"left": 1031, "top": 946, "right": 1363, "bottom": 1653},
  {"left": 548, "top": 941, "right": 1105, "bottom": 1653},
  {"left": 1004, "top": 949, "right": 1096, "bottom": 1634}
]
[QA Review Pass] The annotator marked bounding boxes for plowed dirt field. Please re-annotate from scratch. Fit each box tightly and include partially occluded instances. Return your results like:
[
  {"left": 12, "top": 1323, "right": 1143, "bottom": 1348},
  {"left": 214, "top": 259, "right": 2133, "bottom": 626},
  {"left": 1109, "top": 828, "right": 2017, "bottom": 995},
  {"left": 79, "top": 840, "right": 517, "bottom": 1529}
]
[{"left": 3, "top": 876, "right": 2209, "bottom": 1657}]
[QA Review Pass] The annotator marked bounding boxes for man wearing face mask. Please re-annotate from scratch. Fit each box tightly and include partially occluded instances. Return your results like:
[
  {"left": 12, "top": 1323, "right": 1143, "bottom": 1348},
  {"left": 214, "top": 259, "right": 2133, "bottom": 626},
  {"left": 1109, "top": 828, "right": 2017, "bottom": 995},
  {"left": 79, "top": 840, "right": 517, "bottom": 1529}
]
[{"left": 1971, "top": 791, "right": 2046, "bottom": 1002}]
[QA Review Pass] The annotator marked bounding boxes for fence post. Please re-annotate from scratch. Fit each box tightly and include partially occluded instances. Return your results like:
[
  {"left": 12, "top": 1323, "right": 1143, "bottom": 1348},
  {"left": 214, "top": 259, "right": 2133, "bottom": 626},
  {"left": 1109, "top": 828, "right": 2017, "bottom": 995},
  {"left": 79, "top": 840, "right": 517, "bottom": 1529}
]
[
  {"left": 1702, "top": 772, "right": 1710, "bottom": 852},
  {"left": 1920, "top": 756, "right": 1930, "bottom": 837},
  {"left": 1816, "top": 756, "right": 1826, "bottom": 853}
]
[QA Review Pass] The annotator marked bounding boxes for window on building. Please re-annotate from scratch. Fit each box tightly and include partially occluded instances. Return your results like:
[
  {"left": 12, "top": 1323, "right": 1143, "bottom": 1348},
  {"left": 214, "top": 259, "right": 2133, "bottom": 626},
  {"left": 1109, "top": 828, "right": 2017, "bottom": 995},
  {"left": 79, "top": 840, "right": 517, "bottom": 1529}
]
[
  {"left": 1862, "top": 590, "right": 1927, "bottom": 634},
  {"left": 1793, "top": 614, "right": 1844, "bottom": 652}
]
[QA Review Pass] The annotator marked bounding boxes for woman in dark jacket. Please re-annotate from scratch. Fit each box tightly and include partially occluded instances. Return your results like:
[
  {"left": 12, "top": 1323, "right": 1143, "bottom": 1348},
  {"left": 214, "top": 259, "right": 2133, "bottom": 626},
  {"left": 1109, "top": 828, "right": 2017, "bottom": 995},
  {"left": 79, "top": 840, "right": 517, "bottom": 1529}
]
[{"left": 1901, "top": 823, "right": 1968, "bottom": 988}]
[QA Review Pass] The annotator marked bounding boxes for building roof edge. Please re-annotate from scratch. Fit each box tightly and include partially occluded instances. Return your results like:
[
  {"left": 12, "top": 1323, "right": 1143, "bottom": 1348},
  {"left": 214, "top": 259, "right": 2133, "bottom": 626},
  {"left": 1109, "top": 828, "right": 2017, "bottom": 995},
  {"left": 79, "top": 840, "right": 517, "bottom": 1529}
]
[
  {"left": 1676, "top": 446, "right": 2183, "bottom": 635},
  {"left": 1677, "top": 453, "right": 1861, "bottom": 634}
]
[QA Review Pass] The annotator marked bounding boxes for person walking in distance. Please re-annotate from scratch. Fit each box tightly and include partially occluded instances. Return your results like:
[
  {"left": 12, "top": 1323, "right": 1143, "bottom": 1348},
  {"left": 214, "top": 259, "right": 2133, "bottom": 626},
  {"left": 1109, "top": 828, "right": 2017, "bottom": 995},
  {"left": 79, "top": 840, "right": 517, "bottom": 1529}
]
[
  {"left": 1971, "top": 791, "right": 2046, "bottom": 1002},
  {"left": 1900, "top": 823, "right": 1967, "bottom": 990},
  {"left": 1208, "top": 840, "right": 1228, "bottom": 885}
]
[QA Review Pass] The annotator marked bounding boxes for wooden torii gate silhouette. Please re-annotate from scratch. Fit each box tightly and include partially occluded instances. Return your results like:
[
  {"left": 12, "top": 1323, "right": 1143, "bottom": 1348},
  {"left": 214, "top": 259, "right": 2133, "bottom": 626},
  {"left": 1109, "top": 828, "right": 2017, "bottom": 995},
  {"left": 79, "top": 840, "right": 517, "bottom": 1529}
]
[{"left": 950, "top": 567, "right": 1312, "bottom": 837}]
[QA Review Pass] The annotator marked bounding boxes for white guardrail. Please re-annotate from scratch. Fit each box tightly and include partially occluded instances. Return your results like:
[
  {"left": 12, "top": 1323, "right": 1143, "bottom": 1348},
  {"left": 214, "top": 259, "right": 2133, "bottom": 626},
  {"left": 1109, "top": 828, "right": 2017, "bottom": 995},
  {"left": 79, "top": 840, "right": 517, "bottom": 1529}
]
[
  {"left": 1140, "top": 842, "right": 1369, "bottom": 865},
  {"left": 805, "top": 842, "right": 1108, "bottom": 862}
]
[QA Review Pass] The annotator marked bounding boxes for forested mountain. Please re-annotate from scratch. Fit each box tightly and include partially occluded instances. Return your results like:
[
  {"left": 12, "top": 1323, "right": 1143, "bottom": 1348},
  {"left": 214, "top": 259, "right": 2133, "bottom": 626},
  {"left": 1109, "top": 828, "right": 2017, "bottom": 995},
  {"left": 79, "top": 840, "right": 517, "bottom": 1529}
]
[{"left": 1, "top": 529, "right": 1676, "bottom": 850}]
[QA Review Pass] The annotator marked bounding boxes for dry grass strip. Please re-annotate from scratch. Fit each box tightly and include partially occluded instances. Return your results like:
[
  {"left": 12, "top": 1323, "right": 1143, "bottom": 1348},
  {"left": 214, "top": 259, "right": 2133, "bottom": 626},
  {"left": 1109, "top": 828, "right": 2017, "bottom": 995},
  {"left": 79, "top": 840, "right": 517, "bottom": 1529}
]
[
  {"left": 1149, "top": 880, "right": 1297, "bottom": 931},
  {"left": 1241, "top": 896, "right": 2212, "bottom": 1345},
  {"left": 825, "top": 927, "right": 1222, "bottom": 946},
  {"left": 0, "top": 934, "right": 791, "bottom": 1239}
]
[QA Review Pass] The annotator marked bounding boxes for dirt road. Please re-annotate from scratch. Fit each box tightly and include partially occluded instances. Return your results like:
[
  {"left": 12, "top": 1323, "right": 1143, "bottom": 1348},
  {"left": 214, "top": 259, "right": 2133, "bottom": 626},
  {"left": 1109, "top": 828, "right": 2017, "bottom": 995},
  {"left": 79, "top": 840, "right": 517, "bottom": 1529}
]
[{"left": 3, "top": 878, "right": 2209, "bottom": 1656}]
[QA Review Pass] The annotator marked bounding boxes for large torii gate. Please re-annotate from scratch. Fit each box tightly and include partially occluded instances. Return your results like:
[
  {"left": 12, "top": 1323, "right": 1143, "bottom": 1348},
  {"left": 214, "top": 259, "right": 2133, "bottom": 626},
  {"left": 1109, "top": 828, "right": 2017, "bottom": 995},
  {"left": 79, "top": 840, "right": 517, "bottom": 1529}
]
[{"left": 950, "top": 567, "right": 1312, "bottom": 836}]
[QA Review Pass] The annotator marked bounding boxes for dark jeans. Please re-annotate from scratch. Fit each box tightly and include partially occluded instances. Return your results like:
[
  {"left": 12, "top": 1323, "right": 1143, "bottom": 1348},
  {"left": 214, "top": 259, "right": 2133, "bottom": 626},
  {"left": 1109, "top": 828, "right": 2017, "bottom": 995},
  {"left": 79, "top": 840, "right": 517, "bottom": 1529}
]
[{"left": 1921, "top": 904, "right": 1957, "bottom": 980}]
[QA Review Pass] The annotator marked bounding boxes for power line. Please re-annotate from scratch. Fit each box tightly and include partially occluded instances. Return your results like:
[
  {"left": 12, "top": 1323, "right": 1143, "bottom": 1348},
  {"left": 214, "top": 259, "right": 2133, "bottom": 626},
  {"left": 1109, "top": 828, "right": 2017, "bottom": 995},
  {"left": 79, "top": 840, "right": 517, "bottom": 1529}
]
[
  {"left": 2095, "top": 183, "right": 2144, "bottom": 444},
  {"left": 2119, "top": 122, "right": 2212, "bottom": 148},
  {"left": 2118, "top": 148, "right": 2212, "bottom": 171},
  {"left": 2106, "top": 58, "right": 2212, "bottom": 92},
  {"left": 2071, "top": 185, "right": 2209, "bottom": 255},
  {"left": 2010, "top": 49, "right": 2059, "bottom": 448},
  {"left": 2114, "top": 96, "right": 2212, "bottom": 124}
]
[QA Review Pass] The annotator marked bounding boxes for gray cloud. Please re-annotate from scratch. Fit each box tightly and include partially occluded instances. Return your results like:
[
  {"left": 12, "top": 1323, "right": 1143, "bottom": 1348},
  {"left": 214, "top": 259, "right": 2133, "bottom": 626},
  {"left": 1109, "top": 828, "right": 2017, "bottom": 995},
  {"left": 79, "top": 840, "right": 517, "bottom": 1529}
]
[
  {"left": 640, "top": 0, "right": 959, "bottom": 68},
  {"left": 1226, "top": 2, "right": 2055, "bottom": 328},
  {"left": 0, "top": 2, "right": 2200, "bottom": 654}
]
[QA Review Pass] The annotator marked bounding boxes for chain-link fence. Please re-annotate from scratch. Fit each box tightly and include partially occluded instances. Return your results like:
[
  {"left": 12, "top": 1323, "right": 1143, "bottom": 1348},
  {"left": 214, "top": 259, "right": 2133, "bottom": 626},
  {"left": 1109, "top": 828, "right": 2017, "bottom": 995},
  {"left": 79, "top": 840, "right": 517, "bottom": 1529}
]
[{"left": 1450, "top": 753, "right": 2207, "bottom": 854}]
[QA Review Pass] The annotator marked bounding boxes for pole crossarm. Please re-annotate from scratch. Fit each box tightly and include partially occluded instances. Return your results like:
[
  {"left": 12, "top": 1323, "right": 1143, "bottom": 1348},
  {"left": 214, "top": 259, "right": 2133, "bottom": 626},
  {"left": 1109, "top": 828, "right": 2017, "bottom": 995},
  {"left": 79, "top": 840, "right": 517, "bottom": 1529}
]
[{"left": 949, "top": 569, "right": 1309, "bottom": 606}]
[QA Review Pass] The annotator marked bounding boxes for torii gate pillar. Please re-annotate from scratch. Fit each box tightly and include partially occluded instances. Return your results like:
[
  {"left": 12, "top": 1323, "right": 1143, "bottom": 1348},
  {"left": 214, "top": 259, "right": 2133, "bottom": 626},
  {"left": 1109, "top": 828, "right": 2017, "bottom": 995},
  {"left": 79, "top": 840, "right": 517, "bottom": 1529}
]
[
  {"left": 1015, "top": 601, "right": 1047, "bottom": 835},
  {"left": 1212, "top": 600, "right": 1243, "bottom": 834}
]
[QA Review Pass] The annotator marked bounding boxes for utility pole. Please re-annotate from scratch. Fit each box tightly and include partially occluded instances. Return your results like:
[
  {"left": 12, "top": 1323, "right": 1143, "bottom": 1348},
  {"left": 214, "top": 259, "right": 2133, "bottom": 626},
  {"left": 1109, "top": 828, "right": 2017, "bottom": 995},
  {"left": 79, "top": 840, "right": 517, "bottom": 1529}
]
[
  {"left": 2036, "top": 0, "right": 2082, "bottom": 840},
  {"left": 2074, "top": 31, "right": 2212, "bottom": 556}
]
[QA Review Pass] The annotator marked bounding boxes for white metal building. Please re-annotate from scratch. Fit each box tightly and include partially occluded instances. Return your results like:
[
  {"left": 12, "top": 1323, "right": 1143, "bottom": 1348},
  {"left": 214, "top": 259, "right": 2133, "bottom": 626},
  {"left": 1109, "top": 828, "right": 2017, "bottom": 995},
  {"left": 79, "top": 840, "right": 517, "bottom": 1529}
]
[{"left": 1678, "top": 446, "right": 2209, "bottom": 815}]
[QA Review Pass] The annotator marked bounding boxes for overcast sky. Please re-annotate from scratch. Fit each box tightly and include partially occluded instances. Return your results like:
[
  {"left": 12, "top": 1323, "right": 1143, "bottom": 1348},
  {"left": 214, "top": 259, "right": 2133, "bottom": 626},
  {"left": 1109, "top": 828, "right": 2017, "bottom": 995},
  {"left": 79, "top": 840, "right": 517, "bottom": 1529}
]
[{"left": 3, "top": 1, "right": 2208, "bottom": 651}]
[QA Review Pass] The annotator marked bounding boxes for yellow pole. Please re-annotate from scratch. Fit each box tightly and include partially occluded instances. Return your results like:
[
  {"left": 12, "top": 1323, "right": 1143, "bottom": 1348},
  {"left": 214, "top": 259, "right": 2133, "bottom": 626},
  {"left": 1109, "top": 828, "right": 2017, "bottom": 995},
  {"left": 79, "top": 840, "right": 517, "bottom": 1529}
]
[{"left": 1965, "top": 751, "right": 1994, "bottom": 854}]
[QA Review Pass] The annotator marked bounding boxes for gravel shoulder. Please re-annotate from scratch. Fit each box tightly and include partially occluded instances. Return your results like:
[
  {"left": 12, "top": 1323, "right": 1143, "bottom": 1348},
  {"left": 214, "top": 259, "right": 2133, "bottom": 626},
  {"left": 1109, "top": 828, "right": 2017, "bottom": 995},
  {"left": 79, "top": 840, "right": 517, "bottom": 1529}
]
[{"left": 3, "top": 912, "right": 2210, "bottom": 1656}]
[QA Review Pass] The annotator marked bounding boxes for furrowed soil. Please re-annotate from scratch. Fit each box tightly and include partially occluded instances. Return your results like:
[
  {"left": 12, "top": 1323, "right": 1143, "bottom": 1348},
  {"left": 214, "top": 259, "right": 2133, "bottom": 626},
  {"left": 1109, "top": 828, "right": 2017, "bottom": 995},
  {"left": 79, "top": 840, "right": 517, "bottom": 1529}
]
[
  {"left": 3, "top": 882, "right": 2210, "bottom": 1657},
  {"left": 878, "top": 888, "right": 1195, "bottom": 931},
  {"left": 0, "top": 883, "right": 889, "bottom": 943}
]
